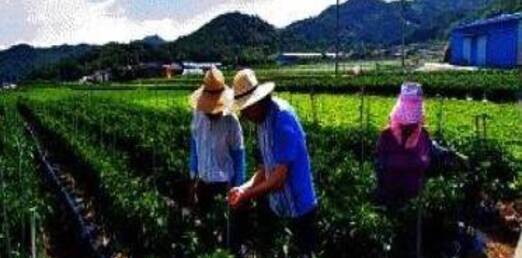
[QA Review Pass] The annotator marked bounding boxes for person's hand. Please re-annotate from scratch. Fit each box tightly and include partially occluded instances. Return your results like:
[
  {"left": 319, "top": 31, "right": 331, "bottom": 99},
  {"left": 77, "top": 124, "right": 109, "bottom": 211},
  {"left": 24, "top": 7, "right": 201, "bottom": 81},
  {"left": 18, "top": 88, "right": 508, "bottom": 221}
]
[
  {"left": 455, "top": 152, "right": 470, "bottom": 169},
  {"left": 188, "top": 180, "right": 199, "bottom": 206},
  {"left": 228, "top": 187, "right": 246, "bottom": 209}
]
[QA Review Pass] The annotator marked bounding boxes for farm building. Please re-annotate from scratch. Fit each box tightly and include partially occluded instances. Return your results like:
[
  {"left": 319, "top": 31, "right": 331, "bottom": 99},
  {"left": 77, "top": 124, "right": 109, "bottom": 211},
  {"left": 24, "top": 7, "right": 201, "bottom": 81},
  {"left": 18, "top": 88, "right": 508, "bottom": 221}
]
[
  {"left": 450, "top": 13, "right": 522, "bottom": 68},
  {"left": 182, "top": 62, "right": 222, "bottom": 75},
  {"left": 79, "top": 69, "right": 111, "bottom": 84},
  {"left": 276, "top": 52, "right": 338, "bottom": 65}
]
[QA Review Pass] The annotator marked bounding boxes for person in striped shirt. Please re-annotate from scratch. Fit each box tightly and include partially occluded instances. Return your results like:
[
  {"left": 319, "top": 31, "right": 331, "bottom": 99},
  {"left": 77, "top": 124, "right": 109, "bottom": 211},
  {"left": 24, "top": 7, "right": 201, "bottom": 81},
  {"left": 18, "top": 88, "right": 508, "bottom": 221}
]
[
  {"left": 188, "top": 67, "right": 246, "bottom": 255},
  {"left": 228, "top": 69, "right": 318, "bottom": 257}
]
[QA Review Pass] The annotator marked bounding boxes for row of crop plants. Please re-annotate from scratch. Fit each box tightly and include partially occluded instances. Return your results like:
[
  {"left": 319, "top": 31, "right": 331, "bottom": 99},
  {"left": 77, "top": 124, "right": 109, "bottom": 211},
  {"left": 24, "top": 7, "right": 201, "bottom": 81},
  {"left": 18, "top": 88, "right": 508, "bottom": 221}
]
[
  {"left": 21, "top": 94, "right": 395, "bottom": 257},
  {"left": 22, "top": 89, "right": 522, "bottom": 199},
  {"left": 20, "top": 95, "right": 239, "bottom": 257},
  {"left": 20, "top": 90, "right": 521, "bottom": 257},
  {"left": 0, "top": 94, "right": 50, "bottom": 258},
  {"left": 30, "top": 89, "right": 522, "bottom": 212},
  {"left": 20, "top": 97, "right": 191, "bottom": 257},
  {"left": 90, "top": 89, "right": 521, "bottom": 161},
  {"left": 114, "top": 70, "right": 522, "bottom": 101}
]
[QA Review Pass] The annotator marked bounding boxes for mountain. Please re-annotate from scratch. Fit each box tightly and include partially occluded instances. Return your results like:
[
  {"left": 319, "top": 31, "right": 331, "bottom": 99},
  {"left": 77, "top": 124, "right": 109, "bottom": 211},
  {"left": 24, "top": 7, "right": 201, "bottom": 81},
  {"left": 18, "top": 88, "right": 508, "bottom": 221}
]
[
  {"left": 0, "top": 37, "right": 174, "bottom": 83},
  {"left": 168, "top": 12, "right": 279, "bottom": 64},
  {"left": 282, "top": 0, "right": 403, "bottom": 51},
  {"left": 0, "top": 44, "right": 94, "bottom": 83},
  {"left": 139, "top": 35, "right": 167, "bottom": 48},
  {"left": 1, "top": 0, "right": 520, "bottom": 83},
  {"left": 280, "top": 0, "right": 494, "bottom": 51},
  {"left": 475, "top": 0, "right": 522, "bottom": 18}
]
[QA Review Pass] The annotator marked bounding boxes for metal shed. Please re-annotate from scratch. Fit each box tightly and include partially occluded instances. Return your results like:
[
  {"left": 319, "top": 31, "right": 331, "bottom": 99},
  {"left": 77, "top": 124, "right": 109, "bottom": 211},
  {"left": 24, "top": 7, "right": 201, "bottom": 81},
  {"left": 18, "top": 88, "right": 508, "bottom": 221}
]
[{"left": 450, "top": 13, "right": 522, "bottom": 68}]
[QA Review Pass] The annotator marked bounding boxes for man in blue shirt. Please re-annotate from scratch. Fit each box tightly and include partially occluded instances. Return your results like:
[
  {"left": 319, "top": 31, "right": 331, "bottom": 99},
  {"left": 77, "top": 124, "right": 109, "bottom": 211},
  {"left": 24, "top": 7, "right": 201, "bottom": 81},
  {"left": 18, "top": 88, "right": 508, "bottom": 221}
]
[
  {"left": 229, "top": 69, "right": 318, "bottom": 257},
  {"left": 189, "top": 67, "right": 246, "bottom": 255}
]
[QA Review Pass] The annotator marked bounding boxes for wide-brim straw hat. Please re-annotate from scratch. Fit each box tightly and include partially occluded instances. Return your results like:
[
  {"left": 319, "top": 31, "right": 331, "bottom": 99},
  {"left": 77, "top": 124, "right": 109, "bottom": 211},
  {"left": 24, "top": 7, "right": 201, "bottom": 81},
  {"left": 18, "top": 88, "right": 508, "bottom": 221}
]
[
  {"left": 390, "top": 82, "right": 424, "bottom": 124},
  {"left": 190, "top": 67, "right": 233, "bottom": 114},
  {"left": 233, "top": 69, "right": 275, "bottom": 111}
]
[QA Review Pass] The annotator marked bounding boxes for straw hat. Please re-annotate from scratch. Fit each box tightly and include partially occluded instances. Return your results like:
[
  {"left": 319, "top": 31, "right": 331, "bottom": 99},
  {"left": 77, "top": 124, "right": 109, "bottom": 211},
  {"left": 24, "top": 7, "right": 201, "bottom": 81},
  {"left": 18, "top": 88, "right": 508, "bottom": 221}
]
[
  {"left": 233, "top": 69, "right": 275, "bottom": 110},
  {"left": 190, "top": 67, "right": 233, "bottom": 114},
  {"left": 390, "top": 82, "right": 424, "bottom": 124}
]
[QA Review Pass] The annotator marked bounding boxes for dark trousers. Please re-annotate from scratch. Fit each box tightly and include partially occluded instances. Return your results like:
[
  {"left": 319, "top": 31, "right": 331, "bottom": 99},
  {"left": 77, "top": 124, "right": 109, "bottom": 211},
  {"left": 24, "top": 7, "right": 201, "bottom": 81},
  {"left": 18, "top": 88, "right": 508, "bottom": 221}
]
[
  {"left": 195, "top": 181, "right": 246, "bottom": 255},
  {"left": 256, "top": 200, "right": 318, "bottom": 257},
  {"left": 384, "top": 207, "right": 421, "bottom": 258},
  {"left": 290, "top": 207, "right": 318, "bottom": 257}
]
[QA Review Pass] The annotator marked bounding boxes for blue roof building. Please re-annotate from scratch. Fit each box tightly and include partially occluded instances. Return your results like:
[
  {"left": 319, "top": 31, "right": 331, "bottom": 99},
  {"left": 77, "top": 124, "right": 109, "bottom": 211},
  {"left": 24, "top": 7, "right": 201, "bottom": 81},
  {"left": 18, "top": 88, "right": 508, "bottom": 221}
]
[{"left": 450, "top": 13, "right": 522, "bottom": 68}]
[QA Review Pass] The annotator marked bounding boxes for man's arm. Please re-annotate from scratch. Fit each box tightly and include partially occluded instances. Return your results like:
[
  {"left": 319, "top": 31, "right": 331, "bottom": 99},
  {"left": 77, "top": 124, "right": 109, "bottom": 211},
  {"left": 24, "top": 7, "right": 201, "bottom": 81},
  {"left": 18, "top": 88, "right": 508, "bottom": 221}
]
[
  {"left": 242, "top": 164, "right": 287, "bottom": 200},
  {"left": 239, "top": 165, "right": 266, "bottom": 190},
  {"left": 229, "top": 164, "right": 288, "bottom": 208}
]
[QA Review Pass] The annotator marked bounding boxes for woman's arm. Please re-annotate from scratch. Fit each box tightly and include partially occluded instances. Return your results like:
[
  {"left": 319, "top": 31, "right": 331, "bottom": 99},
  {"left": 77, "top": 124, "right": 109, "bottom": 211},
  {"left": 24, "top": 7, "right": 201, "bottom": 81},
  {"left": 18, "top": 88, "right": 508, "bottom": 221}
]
[
  {"left": 189, "top": 137, "right": 198, "bottom": 179},
  {"left": 429, "top": 140, "right": 469, "bottom": 176},
  {"left": 230, "top": 149, "right": 246, "bottom": 187}
]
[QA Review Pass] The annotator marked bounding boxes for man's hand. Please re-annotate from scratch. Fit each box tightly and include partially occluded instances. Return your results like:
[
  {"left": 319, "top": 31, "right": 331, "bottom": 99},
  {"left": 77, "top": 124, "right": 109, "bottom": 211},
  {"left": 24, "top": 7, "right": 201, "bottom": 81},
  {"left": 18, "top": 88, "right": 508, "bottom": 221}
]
[
  {"left": 228, "top": 165, "right": 288, "bottom": 209},
  {"left": 228, "top": 187, "right": 246, "bottom": 209}
]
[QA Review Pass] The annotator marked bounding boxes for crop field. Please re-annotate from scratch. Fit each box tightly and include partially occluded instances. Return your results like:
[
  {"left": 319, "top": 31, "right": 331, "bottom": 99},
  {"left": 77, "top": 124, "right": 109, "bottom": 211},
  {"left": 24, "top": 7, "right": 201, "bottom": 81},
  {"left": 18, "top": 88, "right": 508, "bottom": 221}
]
[
  {"left": 1, "top": 83, "right": 520, "bottom": 258},
  {"left": 101, "top": 70, "right": 522, "bottom": 102}
]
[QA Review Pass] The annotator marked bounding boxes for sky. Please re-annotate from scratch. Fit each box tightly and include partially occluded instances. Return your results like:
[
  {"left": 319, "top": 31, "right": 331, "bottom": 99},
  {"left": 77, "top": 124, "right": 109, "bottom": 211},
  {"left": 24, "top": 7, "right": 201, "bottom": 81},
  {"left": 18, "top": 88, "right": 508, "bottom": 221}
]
[{"left": 0, "top": 0, "right": 351, "bottom": 50}]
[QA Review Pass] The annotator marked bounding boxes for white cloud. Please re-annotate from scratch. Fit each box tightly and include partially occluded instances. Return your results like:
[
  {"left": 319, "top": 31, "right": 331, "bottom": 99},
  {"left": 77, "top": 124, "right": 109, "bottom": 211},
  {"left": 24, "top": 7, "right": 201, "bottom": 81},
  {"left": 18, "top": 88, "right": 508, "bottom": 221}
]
[
  {"left": 235, "top": 0, "right": 343, "bottom": 27},
  {"left": 1, "top": 0, "right": 349, "bottom": 48},
  {"left": 23, "top": 0, "right": 185, "bottom": 46}
]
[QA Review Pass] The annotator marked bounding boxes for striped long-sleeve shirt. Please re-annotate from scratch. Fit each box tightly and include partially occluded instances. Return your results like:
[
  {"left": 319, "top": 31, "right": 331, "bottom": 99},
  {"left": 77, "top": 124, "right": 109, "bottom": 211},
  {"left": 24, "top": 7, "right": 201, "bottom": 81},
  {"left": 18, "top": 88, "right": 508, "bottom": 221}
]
[{"left": 189, "top": 111, "right": 245, "bottom": 186}]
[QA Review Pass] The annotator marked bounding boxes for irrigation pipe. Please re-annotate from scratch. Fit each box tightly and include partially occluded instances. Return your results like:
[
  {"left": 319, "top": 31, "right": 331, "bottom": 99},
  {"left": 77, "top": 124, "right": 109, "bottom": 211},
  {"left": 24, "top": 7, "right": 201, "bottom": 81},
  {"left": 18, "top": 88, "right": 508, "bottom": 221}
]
[{"left": 22, "top": 106, "right": 106, "bottom": 258}]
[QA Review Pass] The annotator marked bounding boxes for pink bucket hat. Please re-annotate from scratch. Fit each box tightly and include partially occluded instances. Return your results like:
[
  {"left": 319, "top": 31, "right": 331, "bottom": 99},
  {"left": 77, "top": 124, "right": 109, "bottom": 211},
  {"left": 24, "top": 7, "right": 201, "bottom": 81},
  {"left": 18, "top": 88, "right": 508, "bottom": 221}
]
[{"left": 390, "top": 82, "right": 424, "bottom": 125}]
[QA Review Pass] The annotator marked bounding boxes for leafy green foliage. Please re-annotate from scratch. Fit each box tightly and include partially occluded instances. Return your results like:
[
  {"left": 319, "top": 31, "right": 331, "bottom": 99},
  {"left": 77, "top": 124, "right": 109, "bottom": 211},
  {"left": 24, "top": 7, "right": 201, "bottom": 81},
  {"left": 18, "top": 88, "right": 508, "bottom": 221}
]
[
  {"left": 112, "top": 70, "right": 522, "bottom": 101},
  {"left": 0, "top": 94, "right": 49, "bottom": 257},
  {"left": 17, "top": 88, "right": 520, "bottom": 257},
  {"left": 21, "top": 98, "right": 176, "bottom": 255}
]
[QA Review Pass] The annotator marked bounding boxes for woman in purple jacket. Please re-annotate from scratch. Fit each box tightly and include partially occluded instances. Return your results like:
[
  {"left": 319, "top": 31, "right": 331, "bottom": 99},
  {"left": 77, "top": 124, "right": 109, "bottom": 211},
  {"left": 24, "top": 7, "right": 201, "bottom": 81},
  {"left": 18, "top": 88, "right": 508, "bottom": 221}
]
[
  {"left": 375, "top": 82, "right": 464, "bottom": 208},
  {"left": 376, "top": 82, "right": 469, "bottom": 257},
  {"left": 375, "top": 82, "right": 430, "bottom": 208}
]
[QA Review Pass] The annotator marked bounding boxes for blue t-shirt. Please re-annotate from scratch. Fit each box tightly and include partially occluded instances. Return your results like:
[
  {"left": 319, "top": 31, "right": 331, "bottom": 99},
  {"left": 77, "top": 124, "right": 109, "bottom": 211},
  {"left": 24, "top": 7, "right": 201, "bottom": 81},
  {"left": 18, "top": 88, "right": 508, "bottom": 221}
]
[{"left": 257, "top": 97, "right": 317, "bottom": 218}]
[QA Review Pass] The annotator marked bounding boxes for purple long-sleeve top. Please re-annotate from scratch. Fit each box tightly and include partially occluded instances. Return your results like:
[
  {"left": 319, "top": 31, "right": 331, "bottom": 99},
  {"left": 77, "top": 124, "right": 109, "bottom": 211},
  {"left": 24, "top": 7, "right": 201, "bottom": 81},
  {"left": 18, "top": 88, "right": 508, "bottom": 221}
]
[{"left": 375, "top": 128, "right": 432, "bottom": 206}]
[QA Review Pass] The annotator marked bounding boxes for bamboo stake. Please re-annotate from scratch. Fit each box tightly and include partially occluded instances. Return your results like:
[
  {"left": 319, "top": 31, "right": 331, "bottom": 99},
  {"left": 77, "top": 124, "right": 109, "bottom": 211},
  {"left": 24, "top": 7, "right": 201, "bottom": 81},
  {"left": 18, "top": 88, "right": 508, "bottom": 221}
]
[
  {"left": 30, "top": 208, "right": 36, "bottom": 258},
  {"left": 16, "top": 136, "right": 26, "bottom": 253},
  {"left": 153, "top": 88, "right": 158, "bottom": 175},
  {"left": 359, "top": 85, "right": 366, "bottom": 175},
  {"left": 435, "top": 94, "right": 444, "bottom": 140},
  {"left": 310, "top": 85, "right": 318, "bottom": 126}
]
